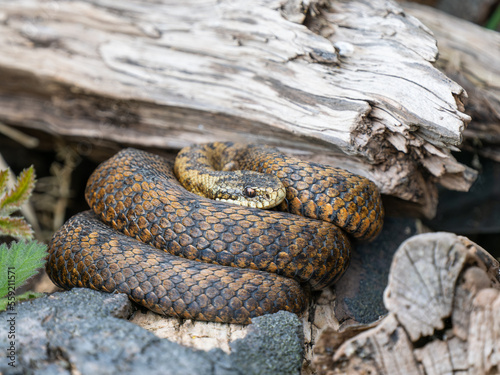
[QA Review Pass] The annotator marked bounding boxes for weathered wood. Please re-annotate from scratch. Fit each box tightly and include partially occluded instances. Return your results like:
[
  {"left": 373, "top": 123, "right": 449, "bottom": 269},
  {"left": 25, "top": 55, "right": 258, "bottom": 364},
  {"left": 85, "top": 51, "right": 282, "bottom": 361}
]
[
  {"left": 402, "top": 2, "right": 500, "bottom": 161},
  {"left": 383, "top": 232, "right": 468, "bottom": 341},
  {"left": 130, "top": 311, "right": 248, "bottom": 353},
  {"left": 313, "top": 233, "right": 500, "bottom": 374},
  {"left": 0, "top": 0, "right": 476, "bottom": 216}
]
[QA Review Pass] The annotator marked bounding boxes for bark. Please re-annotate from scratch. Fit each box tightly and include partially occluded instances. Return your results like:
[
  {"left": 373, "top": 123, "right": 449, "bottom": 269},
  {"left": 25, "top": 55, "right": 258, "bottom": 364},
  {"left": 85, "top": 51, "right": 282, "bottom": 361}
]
[{"left": 0, "top": 0, "right": 476, "bottom": 217}]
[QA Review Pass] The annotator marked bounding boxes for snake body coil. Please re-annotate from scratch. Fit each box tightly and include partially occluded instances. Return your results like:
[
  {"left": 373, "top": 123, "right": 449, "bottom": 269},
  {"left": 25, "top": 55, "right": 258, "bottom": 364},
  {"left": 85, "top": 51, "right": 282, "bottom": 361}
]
[{"left": 46, "top": 143, "right": 383, "bottom": 324}]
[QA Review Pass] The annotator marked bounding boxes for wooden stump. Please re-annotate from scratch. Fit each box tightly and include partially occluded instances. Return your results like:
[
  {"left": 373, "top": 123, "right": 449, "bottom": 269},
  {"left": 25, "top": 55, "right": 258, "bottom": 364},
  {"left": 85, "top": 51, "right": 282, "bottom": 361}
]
[{"left": 313, "top": 233, "right": 500, "bottom": 374}]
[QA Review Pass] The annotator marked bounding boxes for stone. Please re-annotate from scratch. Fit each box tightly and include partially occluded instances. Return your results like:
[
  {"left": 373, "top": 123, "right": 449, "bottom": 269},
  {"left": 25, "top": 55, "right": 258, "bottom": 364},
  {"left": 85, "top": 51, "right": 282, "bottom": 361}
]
[{"left": 0, "top": 288, "right": 304, "bottom": 375}]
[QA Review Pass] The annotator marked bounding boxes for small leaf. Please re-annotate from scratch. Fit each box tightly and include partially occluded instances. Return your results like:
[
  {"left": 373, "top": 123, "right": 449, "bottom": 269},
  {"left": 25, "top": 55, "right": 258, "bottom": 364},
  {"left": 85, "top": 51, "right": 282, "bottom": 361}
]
[
  {"left": 0, "top": 166, "right": 36, "bottom": 216},
  {"left": 0, "top": 170, "right": 8, "bottom": 197},
  {"left": 0, "top": 216, "right": 34, "bottom": 240},
  {"left": 0, "top": 240, "right": 47, "bottom": 299}
]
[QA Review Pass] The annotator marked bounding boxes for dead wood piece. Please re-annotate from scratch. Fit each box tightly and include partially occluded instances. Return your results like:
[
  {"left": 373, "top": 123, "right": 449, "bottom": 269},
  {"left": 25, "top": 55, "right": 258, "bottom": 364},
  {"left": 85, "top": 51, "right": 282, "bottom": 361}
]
[
  {"left": 452, "top": 266, "right": 492, "bottom": 340},
  {"left": 130, "top": 310, "right": 248, "bottom": 353},
  {"left": 313, "top": 232, "right": 500, "bottom": 375},
  {"left": 413, "top": 338, "right": 454, "bottom": 375},
  {"left": 383, "top": 233, "right": 468, "bottom": 341},
  {"left": 0, "top": 0, "right": 476, "bottom": 216},
  {"left": 402, "top": 2, "right": 500, "bottom": 162},
  {"left": 468, "top": 289, "right": 500, "bottom": 373},
  {"left": 317, "top": 314, "right": 420, "bottom": 375}
]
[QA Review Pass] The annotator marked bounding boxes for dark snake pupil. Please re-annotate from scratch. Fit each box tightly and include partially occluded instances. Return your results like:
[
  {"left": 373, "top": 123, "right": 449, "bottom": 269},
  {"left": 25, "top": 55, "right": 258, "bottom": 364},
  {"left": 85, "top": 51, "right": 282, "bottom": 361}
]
[{"left": 245, "top": 187, "right": 256, "bottom": 198}]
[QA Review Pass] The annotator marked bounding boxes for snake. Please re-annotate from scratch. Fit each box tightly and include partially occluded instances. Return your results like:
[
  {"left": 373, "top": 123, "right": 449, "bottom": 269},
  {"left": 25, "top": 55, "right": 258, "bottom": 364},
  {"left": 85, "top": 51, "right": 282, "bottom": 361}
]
[{"left": 46, "top": 142, "right": 384, "bottom": 324}]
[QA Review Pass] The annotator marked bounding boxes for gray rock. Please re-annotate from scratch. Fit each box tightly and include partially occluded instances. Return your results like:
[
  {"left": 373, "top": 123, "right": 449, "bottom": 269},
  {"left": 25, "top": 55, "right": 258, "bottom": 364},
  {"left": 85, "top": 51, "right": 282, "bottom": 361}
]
[
  {"left": 230, "top": 310, "right": 303, "bottom": 375},
  {"left": 0, "top": 289, "right": 303, "bottom": 375}
]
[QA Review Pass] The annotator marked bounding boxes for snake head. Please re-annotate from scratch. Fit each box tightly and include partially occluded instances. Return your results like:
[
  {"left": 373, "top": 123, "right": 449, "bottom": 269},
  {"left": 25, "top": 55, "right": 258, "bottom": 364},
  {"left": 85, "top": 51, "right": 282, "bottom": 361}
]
[{"left": 210, "top": 170, "right": 286, "bottom": 209}]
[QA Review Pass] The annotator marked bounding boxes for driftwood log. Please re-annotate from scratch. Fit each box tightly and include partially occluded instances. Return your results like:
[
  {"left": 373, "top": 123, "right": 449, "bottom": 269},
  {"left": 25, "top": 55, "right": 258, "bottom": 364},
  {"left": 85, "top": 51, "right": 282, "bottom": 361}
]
[{"left": 0, "top": 0, "right": 476, "bottom": 218}]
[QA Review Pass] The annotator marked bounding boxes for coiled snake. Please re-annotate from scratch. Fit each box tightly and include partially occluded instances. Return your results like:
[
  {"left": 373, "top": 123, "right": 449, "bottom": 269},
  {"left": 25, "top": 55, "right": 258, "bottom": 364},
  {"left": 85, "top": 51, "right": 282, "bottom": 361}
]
[{"left": 46, "top": 143, "right": 384, "bottom": 324}]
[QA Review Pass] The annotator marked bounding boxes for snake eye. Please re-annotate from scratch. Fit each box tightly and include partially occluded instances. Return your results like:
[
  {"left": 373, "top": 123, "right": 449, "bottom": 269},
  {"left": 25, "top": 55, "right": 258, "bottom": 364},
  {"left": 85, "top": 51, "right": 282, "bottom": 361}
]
[{"left": 244, "top": 187, "right": 256, "bottom": 198}]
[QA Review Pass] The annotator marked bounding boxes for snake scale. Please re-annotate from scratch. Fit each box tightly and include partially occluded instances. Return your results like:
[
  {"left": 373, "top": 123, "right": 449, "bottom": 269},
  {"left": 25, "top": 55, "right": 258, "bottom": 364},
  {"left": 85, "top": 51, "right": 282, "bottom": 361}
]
[{"left": 46, "top": 142, "right": 384, "bottom": 324}]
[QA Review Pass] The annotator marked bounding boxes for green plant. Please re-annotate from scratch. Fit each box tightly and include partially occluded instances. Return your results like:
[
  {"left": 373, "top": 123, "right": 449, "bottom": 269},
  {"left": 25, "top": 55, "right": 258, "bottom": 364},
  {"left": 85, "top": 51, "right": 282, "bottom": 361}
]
[
  {"left": 486, "top": 3, "right": 500, "bottom": 30},
  {"left": 0, "top": 166, "right": 48, "bottom": 311},
  {"left": 0, "top": 241, "right": 47, "bottom": 310},
  {"left": 0, "top": 166, "right": 36, "bottom": 239}
]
